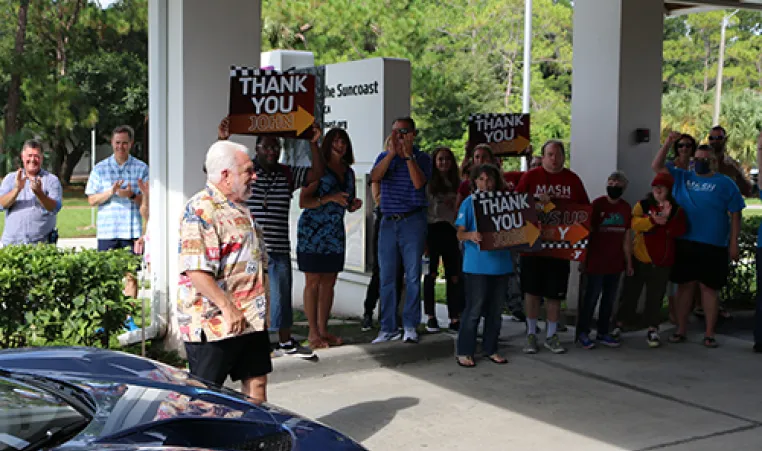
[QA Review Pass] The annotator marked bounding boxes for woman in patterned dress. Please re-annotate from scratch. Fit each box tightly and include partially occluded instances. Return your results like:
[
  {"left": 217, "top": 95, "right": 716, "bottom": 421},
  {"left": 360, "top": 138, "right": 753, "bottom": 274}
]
[{"left": 297, "top": 128, "right": 363, "bottom": 349}]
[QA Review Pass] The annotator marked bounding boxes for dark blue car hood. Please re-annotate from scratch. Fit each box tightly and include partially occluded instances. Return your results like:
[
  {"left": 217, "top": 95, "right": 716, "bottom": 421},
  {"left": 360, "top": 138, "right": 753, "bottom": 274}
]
[{"left": 0, "top": 347, "right": 365, "bottom": 451}]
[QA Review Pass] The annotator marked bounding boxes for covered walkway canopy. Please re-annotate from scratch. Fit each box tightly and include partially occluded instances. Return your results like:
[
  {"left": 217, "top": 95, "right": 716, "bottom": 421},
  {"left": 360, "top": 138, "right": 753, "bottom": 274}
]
[{"left": 138, "top": 0, "right": 762, "bottom": 348}]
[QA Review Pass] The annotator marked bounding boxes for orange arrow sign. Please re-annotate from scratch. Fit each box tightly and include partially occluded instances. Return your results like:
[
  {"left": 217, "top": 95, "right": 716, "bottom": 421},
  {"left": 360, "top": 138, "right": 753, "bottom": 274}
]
[
  {"left": 523, "top": 222, "right": 540, "bottom": 247},
  {"left": 566, "top": 223, "right": 589, "bottom": 245},
  {"left": 294, "top": 105, "right": 314, "bottom": 135},
  {"left": 540, "top": 223, "right": 589, "bottom": 244}
]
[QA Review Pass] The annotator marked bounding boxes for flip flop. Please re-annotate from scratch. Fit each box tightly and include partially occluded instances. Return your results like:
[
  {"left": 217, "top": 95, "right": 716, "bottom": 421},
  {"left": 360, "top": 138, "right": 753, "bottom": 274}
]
[
  {"left": 309, "top": 338, "right": 329, "bottom": 349},
  {"left": 486, "top": 354, "right": 508, "bottom": 365},
  {"left": 455, "top": 356, "right": 476, "bottom": 368},
  {"left": 669, "top": 333, "right": 686, "bottom": 343},
  {"left": 321, "top": 334, "right": 344, "bottom": 347}
]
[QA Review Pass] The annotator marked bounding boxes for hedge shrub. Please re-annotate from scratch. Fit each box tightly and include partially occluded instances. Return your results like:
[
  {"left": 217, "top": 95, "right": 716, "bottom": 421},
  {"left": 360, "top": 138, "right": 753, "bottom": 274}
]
[
  {"left": 721, "top": 215, "right": 761, "bottom": 308},
  {"left": 0, "top": 244, "right": 140, "bottom": 348}
]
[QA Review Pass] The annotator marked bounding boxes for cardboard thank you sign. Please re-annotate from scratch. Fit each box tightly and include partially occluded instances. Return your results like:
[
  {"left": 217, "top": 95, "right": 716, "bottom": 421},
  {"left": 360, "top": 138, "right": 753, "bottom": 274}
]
[
  {"left": 472, "top": 191, "right": 541, "bottom": 251},
  {"left": 533, "top": 202, "right": 592, "bottom": 261},
  {"left": 228, "top": 66, "right": 316, "bottom": 139},
  {"left": 468, "top": 113, "right": 531, "bottom": 156}
]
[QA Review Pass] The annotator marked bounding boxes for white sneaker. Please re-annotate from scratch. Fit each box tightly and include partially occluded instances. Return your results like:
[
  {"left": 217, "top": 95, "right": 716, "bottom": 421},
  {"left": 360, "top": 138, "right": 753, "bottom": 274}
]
[
  {"left": 403, "top": 327, "right": 419, "bottom": 344},
  {"left": 372, "top": 331, "right": 402, "bottom": 344}
]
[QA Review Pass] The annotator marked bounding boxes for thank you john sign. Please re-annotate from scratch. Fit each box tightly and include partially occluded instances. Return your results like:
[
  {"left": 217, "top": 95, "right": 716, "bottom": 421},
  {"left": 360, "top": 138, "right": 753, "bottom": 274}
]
[
  {"left": 468, "top": 113, "right": 531, "bottom": 156},
  {"left": 228, "top": 66, "right": 316, "bottom": 139},
  {"left": 472, "top": 191, "right": 541, "bottom": 251}
]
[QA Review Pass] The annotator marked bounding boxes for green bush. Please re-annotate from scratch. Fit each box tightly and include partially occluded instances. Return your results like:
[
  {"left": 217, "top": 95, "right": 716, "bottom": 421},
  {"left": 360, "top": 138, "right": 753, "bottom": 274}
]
[
  {"left": 0, "top": 245, "right": 141, "bottom": 348},
  {"left": 721, "top": 216, "right": 761, "bottom": 308}
]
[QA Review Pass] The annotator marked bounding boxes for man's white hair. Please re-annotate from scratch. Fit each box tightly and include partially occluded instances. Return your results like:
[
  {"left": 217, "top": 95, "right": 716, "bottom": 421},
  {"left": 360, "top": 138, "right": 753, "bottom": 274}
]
[{"left": 205, "top": 140, "right": 250, "bottom": 184}]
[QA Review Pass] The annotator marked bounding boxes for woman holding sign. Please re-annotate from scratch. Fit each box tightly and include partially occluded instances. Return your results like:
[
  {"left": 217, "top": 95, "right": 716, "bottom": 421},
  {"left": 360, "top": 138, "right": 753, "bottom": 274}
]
[
  {"left": 423, "top": 147, "right": 464, "bottom": 332},
  {"left": 297, "top": 128, "right": 363, "bottom": 349},
  {"left": 454, "top": 164, "right": 512, "bottom": 367}
]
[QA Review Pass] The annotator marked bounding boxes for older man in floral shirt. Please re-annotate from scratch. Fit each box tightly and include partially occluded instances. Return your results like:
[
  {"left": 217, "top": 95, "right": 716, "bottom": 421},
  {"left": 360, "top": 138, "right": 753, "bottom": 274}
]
[{"left": 178, "top": 140, "right": 270, "bottom": 403}]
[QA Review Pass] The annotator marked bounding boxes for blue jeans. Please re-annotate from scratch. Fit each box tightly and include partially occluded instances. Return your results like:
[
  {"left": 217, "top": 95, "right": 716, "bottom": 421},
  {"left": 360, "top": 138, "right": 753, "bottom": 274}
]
[
  {"left": 268, "top": 252, "right": 293, "bottom": 331},
  {"left": 457, "top": 273, "right": 509, "bottom": 356},
  {"left": 754, "top": 247, "right": 762, "bottom": 344},
  {"left": 378, "top": 209, "right": 427, "bottom": 332},
  {"left": 578, "top": 273, "right": 621, "bottom": 337}
]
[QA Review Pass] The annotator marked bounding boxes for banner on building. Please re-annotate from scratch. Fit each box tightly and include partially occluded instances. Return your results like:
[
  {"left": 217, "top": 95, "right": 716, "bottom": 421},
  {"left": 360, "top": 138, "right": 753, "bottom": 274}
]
[
  {"left": 532, "top": 202, "right": 592, "bottom": 261},
  {"left": 472, "top": 191, "right": 541, "bottom": 251},
  {"left": 468, "top": 113, "right": 531, "bottom": 156},
  {"left": 228, "top": 67, "right": 316, "bottom": 140}
]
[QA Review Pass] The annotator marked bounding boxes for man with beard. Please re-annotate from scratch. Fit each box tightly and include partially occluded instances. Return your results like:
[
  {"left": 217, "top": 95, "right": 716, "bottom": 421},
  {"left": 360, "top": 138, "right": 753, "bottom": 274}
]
[
  {"left": 0, "top": 140, "right": 62, "bottom": 245},
  {"left": 217, "top": 118, "right": 319, "bottom": 359},
  {"left": 179, "top": 140, "right": 271, "bottom": 403},
  {"left": 709, "top": 126, "right": 753, "bottom": 197}
]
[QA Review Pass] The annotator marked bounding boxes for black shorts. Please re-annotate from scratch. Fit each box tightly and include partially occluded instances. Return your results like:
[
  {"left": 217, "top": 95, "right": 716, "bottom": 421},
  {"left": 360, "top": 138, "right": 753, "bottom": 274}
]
[
  {"left": 520, "top": 255, "right": 571, "bottom": 300},
  {"left": 670, "top": 239, "right": 729, "bottom": 291},
  {"left": 98, "top": 239, "right": 136, "bottom": 253},
  {"left": 184, "top": 331, "right": 272, "bottom": 385}
]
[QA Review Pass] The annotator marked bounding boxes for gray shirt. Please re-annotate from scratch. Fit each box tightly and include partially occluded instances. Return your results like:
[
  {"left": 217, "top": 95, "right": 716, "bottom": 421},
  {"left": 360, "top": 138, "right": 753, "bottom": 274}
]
[{"left": 0, "top": 170, "right": 63, "bottom": 245}]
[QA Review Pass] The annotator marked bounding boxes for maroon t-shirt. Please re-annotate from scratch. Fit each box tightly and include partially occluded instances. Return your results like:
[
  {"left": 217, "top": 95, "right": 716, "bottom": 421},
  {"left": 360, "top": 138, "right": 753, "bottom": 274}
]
[
  {"left": 515, "top": 167, "right": 590, "bottom": 205},
  {"left": 585, "top": 196, "right": 632, "bottom": 274}
]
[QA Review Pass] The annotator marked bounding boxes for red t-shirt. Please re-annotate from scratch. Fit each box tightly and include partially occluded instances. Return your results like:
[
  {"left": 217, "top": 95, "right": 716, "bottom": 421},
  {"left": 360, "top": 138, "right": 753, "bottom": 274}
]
[
  {"left": 585, "top": 196, "right": 632, "bottom": 274},
  {"left": 458, "top": 172, "right": 523, "bottom": 197},
  {"left": 515, "top": 167, "right": 590, "bottom": 205}
]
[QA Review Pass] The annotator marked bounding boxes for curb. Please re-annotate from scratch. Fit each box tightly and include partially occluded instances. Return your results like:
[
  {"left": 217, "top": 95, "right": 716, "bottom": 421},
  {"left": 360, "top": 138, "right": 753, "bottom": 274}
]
[{"left": 227, "top": 332, "right": 456, "bottom": 389}]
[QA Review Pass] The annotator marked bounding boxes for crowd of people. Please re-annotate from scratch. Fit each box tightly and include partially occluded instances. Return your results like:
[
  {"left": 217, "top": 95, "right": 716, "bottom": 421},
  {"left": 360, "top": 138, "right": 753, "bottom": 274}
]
[{"left": 2, "top": 119, "right": 762, "bottom": 404}]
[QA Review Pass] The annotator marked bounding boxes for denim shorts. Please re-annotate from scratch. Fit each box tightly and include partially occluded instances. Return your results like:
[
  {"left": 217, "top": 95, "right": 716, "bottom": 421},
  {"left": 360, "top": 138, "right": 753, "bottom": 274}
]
[{"left": 268, "top": 252, "right": 293, "bottom": 331}]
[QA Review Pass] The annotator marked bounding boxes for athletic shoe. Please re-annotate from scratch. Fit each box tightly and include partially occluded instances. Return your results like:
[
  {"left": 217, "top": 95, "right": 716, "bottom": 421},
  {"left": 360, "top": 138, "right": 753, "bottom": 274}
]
[
  {"left": 279, "top": 339, "right": 316, "bottom": 359},
  {"left": 523, "top": 334, "right": 540, "bottom": 354},
  {"left": 544, "top": 334, "right": 567, "bottom": 354},
  {"left": 425, "top": 317, "right": 440, "bottom": 333}
]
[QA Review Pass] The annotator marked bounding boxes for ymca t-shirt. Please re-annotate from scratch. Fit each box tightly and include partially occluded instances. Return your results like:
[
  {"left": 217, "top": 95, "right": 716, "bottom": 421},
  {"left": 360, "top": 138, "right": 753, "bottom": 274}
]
[
  {"left": 668, "top": 166, "right": 745, "bottom": 247},
  {"left": 585, "top": 196, "right": 632, "bottom": 274},
  {"left": 455, "top": 195, "right": 514, "bottom": 276},
  {"left": 515, "top": 167, "right": 590, "bottom": 205}
]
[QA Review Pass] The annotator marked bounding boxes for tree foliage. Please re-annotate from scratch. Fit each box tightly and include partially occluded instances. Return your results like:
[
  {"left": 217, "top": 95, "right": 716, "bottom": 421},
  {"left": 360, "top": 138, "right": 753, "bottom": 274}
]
[
  {"left": 0, "top": 0, "right": 147, "bottom": 182},
  {"left": 263, "top": 1, "right": 762, "bottom": 166}
]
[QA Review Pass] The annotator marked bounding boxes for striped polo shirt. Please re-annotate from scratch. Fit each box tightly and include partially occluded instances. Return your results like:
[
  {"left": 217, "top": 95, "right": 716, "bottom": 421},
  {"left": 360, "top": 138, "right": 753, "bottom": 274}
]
[
  {"left": 246, "top": 161, "right": 293, "bottom": 255},
  {"left": 374, "top": 148, "right": 432, "bottom": 215}
]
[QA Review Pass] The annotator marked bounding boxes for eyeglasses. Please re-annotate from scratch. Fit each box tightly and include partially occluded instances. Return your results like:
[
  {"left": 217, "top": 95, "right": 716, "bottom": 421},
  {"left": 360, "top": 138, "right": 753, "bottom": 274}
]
[
  {"left": 395, "top": 128, "right": 410, "bottom": 135},
  {"left": 708, "top": 135, "right": 725, "bottom": 141},
  {"left": 677, "top": 143, "right": 692, "bottom": 148},
  {"left": 257, "top": 145, "right": 280, "bottom": 152}
]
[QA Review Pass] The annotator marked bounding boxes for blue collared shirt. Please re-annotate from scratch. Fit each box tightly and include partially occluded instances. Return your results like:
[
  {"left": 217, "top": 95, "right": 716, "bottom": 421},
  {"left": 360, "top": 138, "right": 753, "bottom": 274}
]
[
  {"left": 85, "top": 154, "right": 148, "bottom": 240},
  {"left": 374, "top": 147, "right": 432, "bottom": 215},
  {"left": 0, "top": 169, "right": 63, "bottom": 245}
]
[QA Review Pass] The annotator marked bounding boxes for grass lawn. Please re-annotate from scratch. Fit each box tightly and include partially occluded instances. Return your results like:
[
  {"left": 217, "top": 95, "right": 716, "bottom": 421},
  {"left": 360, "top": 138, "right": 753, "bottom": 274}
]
[{"left": 0, "top": 185, "right": 96, "bottom": 238}]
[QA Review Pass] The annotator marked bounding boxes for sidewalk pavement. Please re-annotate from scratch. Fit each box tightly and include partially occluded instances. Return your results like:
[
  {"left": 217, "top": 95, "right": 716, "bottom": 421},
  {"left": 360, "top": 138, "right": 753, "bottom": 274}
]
[
  {"left": 57, "top": 237, "right": 97, "bottom": 249},
  {"left": 236, "top": 317, "right": 762, "bottom": 451}
]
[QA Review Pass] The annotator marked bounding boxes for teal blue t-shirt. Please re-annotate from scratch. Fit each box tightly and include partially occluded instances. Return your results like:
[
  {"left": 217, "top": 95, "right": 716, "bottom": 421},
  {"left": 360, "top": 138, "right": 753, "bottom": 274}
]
[
  {"left": 668, "top": 166, "right": 745, "bottom": 247},
  {"left": 455, "top": 195, "right": 514, "bottom": 275}
]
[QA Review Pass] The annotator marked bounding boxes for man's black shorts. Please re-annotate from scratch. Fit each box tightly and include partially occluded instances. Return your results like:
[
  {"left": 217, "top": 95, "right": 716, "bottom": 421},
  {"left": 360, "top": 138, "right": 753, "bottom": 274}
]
[
  {"left": 520, "top": 255, "right": 571, "bottom": 300},
  {"left": 670, "top": 239, "right": 729, "bottom": 291},
  {"left": 184, "top": 331, "right": 272, "bottom": 385}
]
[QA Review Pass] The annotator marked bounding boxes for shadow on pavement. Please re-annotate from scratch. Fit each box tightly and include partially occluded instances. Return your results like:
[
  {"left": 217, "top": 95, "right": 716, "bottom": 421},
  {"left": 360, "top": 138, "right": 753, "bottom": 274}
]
[{"left": 317, "top": 396, "right": 420, "bottom": 442}]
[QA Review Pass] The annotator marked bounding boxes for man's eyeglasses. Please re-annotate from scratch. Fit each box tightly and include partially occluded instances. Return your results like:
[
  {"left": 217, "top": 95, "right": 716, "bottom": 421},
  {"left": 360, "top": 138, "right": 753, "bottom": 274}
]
[
  {"left": 257, "top": 145, "right": 280, "bottom": 152},
  {"left": 708, "top": 135, "right": 725, "bottom": 141},
  {"left": 677, "top": 143, "right": 692, "bottom": 148},
  {"left": 395, "top": 128, "right": 410, "bottom": 135}
]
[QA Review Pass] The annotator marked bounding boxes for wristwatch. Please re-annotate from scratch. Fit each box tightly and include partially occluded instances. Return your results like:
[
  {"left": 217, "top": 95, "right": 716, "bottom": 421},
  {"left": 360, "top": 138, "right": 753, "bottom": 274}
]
[
  {"left": 402, "top": 156, "right": 412, "bottom": 161},
  {"left": 129, "top": 192, "right": 137, "bottom": 200}
]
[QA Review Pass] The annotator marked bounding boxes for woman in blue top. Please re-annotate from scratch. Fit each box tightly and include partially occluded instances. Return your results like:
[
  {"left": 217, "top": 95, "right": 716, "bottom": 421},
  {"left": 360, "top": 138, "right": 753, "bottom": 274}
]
[
  {"left": 298, "top": 128, "right": 362, "bottom": 349},
  {"left": 454, "top": 164, "right": 514, "bottom": 368}
]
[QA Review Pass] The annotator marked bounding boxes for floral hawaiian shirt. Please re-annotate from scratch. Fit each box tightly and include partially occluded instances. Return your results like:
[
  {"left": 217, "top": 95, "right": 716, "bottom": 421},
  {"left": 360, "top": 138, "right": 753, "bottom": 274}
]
[{"left": 177, "top": 183, "right": 268, "bottom": 343}]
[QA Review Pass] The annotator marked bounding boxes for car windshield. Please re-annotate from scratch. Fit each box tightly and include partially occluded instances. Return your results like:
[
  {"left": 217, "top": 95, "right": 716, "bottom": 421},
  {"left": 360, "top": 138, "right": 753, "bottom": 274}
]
[{"left": 0, "top": 374, "right": 91, "bottom": 451}]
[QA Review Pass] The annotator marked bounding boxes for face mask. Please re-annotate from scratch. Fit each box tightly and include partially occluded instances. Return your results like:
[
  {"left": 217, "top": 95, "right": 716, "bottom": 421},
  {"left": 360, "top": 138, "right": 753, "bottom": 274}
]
[
  {"left": 606, "top": 186, "right": 623, "bottom": 200},
  {"left": 694, "top": 159, "right": 712, "bottom": 175}
]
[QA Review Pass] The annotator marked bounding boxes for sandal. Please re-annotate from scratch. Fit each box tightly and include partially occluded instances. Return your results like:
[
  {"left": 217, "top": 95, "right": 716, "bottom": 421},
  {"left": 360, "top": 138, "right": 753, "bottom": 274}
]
[
  {"left": 703, "top": 336, "right": 719, "bottom": 348},
  {"left": 669, "top": 333, "right": 686, "bottom": 343},
  {"left": 486, "top": 354, "right": 508, "bottom": 365},
  {"left": 455, "top": 356, "right": 476, "bottom": 368},
  {"left": 321, "top": 334, "right": 344, "bottom": 347},
  {"left": 309, "top": 338, "right": 329, "bottom": 349}
]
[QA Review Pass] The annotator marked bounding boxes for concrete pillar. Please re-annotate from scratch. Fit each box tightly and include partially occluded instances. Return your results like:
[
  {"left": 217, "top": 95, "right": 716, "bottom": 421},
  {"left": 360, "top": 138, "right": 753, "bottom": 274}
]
[
  {"left": 148, "top": 0, "right": 261, "bottom": 352},
  {"left": 567, "top": 0, "right": 664, "bottom": 314}
]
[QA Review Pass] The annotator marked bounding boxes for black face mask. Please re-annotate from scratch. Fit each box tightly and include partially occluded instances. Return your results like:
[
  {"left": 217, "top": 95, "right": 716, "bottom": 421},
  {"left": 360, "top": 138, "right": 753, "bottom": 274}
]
[{"left": 607, "top": 186, "right": 624, "bottom": 200}]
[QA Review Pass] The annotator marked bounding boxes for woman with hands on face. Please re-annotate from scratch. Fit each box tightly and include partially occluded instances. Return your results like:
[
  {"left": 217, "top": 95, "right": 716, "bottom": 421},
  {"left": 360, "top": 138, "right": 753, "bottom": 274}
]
[{"left": 296, "top": 128, "right": 362, "bottom": 349}]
